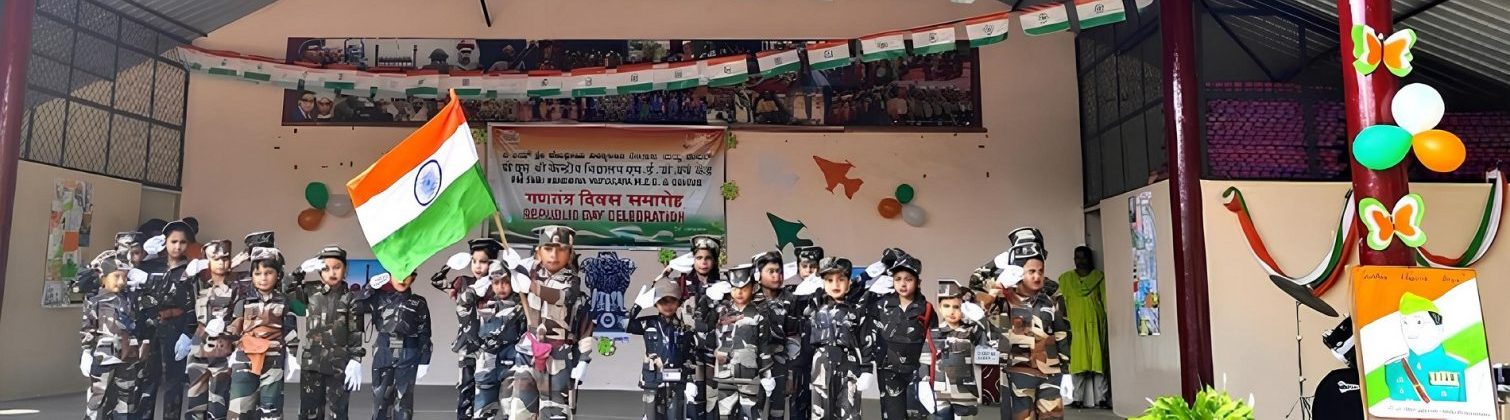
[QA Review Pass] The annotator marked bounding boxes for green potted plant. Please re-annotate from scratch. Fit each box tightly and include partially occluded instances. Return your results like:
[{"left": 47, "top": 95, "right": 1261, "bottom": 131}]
[{"left": 1133, "top": 386, "right": 1255, "bottom": 420}]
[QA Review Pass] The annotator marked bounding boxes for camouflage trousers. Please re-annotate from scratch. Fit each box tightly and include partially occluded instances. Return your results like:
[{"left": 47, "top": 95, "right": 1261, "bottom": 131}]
[
  {"left": 640, "top": 384, "right": 687, "bottom": 420},
  {"left": 762, "top": 360, "right": 787, "bottom": 420},
  {"left": 457, "top": 354, "right": 476, "bottom": 420},
  {"left": 998, "top": 368, "right": 1063, "bottom": 420},
  {"left": 879, "top": 367, "right": 928, "bottom": 420},
  {"left": 86, "top": 362, "right": 138, "bottom": 420},
  {"left": 227, "top": 350, "right": 285, "bottom": 420},
  {"left": 930, "top": 367, "right": 982, "bottom": 419},
  {"left": 372, "top": 364, "right": 419, "bottom": 420},
  {"left": 476, "top": 348, "right": 521, "bottom": 419},
  {"left": 506, "top": 344, "right": 576, "bottom": 420},
  {"left": 298, "top": 369, "right": 350, "bottom": 419},
  {"left": 185, "top": 355, "right": 232, "bottom": 420},
  {"left": 810, "top": 347, "right": 862, "bottom": 420},
  {"left": 688, "top": 364, "right": 711, "bottom": 419},
  {"left": 140, "top": 330, "right": 188, "bottom": 420},
  {"left": 788, "top": 347, "right": 814, "bottom": 420}
]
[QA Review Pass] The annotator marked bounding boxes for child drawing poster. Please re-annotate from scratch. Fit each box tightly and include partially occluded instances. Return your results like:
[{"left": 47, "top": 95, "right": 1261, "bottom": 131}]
[
  {"left": 1351, "top": 266, "right": 1496, "bottom": 419},
  {"left": 44, "top": 179, "right": 92, "bottom": 308},
  {"left": 1130, "top": 191, "right": 1159, "bottom": 336}
]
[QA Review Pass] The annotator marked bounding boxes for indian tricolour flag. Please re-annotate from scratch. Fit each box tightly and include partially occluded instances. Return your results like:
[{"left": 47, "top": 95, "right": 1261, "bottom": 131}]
[
  {"left": 484, "top": 73, "right": 527, "bottom": 99},
  {"left": 177, "top": 47, "right": 241, "bottom": 77},
  {"left": 572, "top": 67, "right": 612, "bottom": 97},
  {"left": 346, "top": 90, "right": 499, "bottom": 279},
  {"left": 859, "top": 32, "right": 907, "bottom": 62},
  {"left": 239, "top": 58, "right": 276, "bottom": 83},
  {"left": 316, "top": 66, "right": 359, "bottom": 92},
  {"left": 527, "top": 70, "right": 563, "bottom": 97},
  {"left": 756, "top": 49, "right": 801, "bottom": 78},
  {"left": 612, "top": 64, "right": 655, "bottom": 94},
  {"left": 806, "top": 41, "right": 852, "bottom": 71},
  {"left": 1021, "top": 2, "right": 1071, "bottom": 36},
  {"left": 1075, "top": 0, "right": 1127, "bottom": 29},
  {"left": 911, "top": 25, "right": 958, "bottom": 56},
  {"left": 702, "top": 56, "right": 749, "bottom": 87},
  {"left": 965, "top": 12, "right": 1011, "bottom": 47},
  {"left": 406, "top": 70, "right": 442, "bottom": 98},
  {"left": 660, "top": 62, "right": 700, "bottom": 91}
]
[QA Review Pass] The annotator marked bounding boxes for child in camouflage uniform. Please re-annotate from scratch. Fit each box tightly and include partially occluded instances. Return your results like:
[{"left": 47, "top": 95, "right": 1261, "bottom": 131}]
[
  {"left": 80, "top": 250, "right": 143, "bottom": 420},
  {"left": 694, "top": 263, "right": 777, "bottom": 419},
  {"left": 361, "top": 272, "right": 433, "bottom": 420},
  {"left": 794, "top": 257, "right": 878, "bottom": 420},
  {"left": 867, "top": 253, "right": 935, "bottom": 420},
  {"left": 467, "top": 264, "right": 528, "bottom": 419},
  {"left": 673, "top": 235, "right": 722, "bottom": 416},
  {"left": 227, "top": 247, "right": 297, "bottom": 420},
  {"left": 511, "top": 226, "right": 595, "bottom": 420},
  {"left": 926, "top": 280, "right": 996, "bottom": 419},
  {"left": 625, "top": 280, "right": 694, "bottom": 420},
  {"left": 284, "top": 245, "right": 367, "bottom": 420},
  {"left": 983, "top": 247, "right": 1069, "bottom": 420},
  {"left": 185, "top": 240, "right": 241, "bottom": 420},
  {"left": 751, "top": 251, "right": 797, "bottom": 420},
  {"left": 432, "top": 238, "right": 504, "bottom": 420},
  {"left": 136, "top": 219, "right": 198, "bottom": 420},
  {"left": 786, "top": 245, "right": 825, "bottom": 420}
]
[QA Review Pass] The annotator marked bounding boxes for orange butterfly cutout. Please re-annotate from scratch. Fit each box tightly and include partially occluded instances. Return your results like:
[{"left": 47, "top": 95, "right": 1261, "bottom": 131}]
[{"left": 1352, "top": 25, "right": 1416, "bottom": 77}]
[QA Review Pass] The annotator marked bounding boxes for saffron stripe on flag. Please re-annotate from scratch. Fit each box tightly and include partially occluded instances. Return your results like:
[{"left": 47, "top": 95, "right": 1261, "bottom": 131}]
[{"left": 346, "top": 98, "right": 469, "bottom": 207}]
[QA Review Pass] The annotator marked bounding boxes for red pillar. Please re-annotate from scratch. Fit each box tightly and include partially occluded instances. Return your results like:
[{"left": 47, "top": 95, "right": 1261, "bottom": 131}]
[
  {"left": 0, "top": 0, "right": 35, "bottom": 326},
  {"left": 1160, "top": 0, "right": 1215, "bottom": 399},
  {"left": 1339, "top": 0, "right": 1412, "bottom": 266}
]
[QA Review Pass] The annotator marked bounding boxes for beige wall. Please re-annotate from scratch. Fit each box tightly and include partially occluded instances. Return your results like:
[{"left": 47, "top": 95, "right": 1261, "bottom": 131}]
[
  {"left": 178, "top": 0, "right": 1083, "bottom": 389},
  {"left": 0, "top": 161, "right": 143, "bottom": 400},
  {"left": 1099, "top": 180, "right": 1182, "bottom": 417}
]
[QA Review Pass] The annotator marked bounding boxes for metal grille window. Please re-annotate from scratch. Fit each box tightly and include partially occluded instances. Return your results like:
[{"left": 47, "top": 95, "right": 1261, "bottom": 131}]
[
  {"left": 1077, "top": 6, "right": 1165, "bottom": 207},
  {"left": 19, "top": 0, "right": 189, "bottom": 189}
]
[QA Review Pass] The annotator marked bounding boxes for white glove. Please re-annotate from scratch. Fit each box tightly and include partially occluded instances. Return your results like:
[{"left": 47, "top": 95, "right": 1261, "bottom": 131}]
[
  {"left": 571, "top": 362, "right": 589, "bottom": 382},
  {"left": 1061, "top": 373, "right": 1076, "bottom": 405},
  {"left": 782, "top": 261, "right": 799, "bottom": 281},
  {"left": 857, "top": 372, "right": 874, "bottom": 392},
  {"left": 369, "top": 273, "right": 393, "bottom": 289},
  {"left": 864, "top": 261, "right": 886, "bottom": 278},
  {"left": 446, "top": 252, "right": 471, "bottom": 270},
  {"left": 285, "top": 354, "right": 300, "bottom": 381},
  {"left": 918, "top": 379, "right": 937, "bottom": 413},
  {"left": 144, "top": 235, "right": 166, "bottom": 257},
  {"left": 79, "top": 351, "right": 92, "bottom": 377},
  {"left": 793, "top": 275, "right": 822, "bottom": 296},
  {"left": 868, "top": 275, "right": 894, "bottom": 295},
  {"left": 761, "top": 377, "right": 776, "bottom": 393},
  {"left": 343, "top": 360, "right": 363, "bottom": 391},
  {"left": 633, "top": 285, "right": 655, "bottom": 308},
  {"left": 205, "top": 318, "right": 226, "bottom": 337},
  {"left": 961, "top": 302, "right": 987, "bottom": 322},
  {"left": 126, "top": 269, "right": 149, "bottom": 290},
  {"left": 174, "top": 334, "right": 192, "bottom": 361},
  {"left": 299, "top": 258, "right": 325, "bottom": 275},
  {"left": 510, "top": 270, "right": 531, "bottom": 294},
  {"left": 186, "top": 259, "right": 208, "bottom": 277},
  {"left": 417, "top": 364, "right": 430, "bottom": 380},
  {"left": 998, "top": 265, "right": 1025, "bottom": 289},
  {"left": 501, "top": 247, "right": 526, "bottom": 270},
  {"left": 470, "top": 275, "right": 490, "bottom": 295},
  {"left": 668, "top": 252, "right": 695, "bottom": 274},
  {"left": 705, "top": 281, "right": 732, "bottom": 300},
  {"left": 685, "top": 382, "right": 699, "bottom": 399},
  {"left": 992, "top": 250, "right": 1014, "bottom": 273}
]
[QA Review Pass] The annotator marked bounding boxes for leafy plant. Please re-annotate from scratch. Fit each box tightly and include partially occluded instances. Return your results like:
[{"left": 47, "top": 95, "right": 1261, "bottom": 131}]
[
  {"left": 725, "top": 132, "right": 738, "bottom": 150},
  {"left": 721, "top": 182, "right": 740, "bottom": 200},
  {"left": 1133, "top": 386, "right": 1255, "bottom": 420},
  {"left": 658, "top": 248, "right": 676, "bottom": 266}
]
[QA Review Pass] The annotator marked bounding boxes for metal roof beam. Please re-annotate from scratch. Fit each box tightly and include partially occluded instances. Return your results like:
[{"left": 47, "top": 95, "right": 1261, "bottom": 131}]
[
  {"left": 1202, "top": 0, "right": 1277, "bottom": 80},
  {"left": 1279, "top": 0, "right": 1454, "bottom": 81},
  {"left": 103, "top": 0, "right": 208, "bottom": 38}
]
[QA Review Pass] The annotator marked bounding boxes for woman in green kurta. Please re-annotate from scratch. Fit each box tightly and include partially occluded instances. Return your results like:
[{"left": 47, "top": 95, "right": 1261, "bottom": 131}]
[{"left": 1059, "top": 246, "right": 1109, "bottom": 408}]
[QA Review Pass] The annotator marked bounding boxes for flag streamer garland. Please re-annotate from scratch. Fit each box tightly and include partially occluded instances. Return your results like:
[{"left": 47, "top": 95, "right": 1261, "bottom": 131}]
[
  {"left": 1221, "top": 187, "right": 1357, "bottom": 296},
  {"left": 1415, "top": 170, "right": 1505, "bottom": 268}
]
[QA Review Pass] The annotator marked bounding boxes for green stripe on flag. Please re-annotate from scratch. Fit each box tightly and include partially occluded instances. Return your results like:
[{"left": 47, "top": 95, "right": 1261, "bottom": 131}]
[
  {"left": 616, "top": 83, "right": 653, "bottom": 94},
  {"left": 969, "top": 34, "right": 1008, "bottom": 48},
  {"left": 369, "top": 166, "right": 498, "bottom": 279},
  {"left": 1025, "top": 21, "right": 1072, "bottom": 36},
  {"left": 708, "top": 74, "right": 749, "bottom": 88},
  {"left": 454, "top": 88, "right": 485, "bottom": 97},
  {"left": 242, "top": 72, "right": 273, "bottom": 82},
  {"left": 809, "top": 59, "right": 850, "bottom": 72},
  {"left": 913, "top": 43, "right": 956, "bottom": 56},
  {"left": 324, "top": 81, "right": 357, "bottom": 91},
  {"left": 208, "top": 68, "right": 238, "bottom": 76},
  {"left": 759, "top": 61, "right": 801, "bottom": 78},
  {"left": 527, "top": 88, "right": 561, "bottom": 97},
  {"left": 1079, "top": 12, "right": 1126, "bottom": 29},
  {"left": 407, "top": 87, "right": 440, "bottom": 97},
  {"left": 572, "top": 87, "right": 609, "bottom": 97},
  {"left": 665, "top": 79, "right": 699, "bottom": 91},
  {"left": 860, "top": 50, "right": 907, "bottom": 63}
]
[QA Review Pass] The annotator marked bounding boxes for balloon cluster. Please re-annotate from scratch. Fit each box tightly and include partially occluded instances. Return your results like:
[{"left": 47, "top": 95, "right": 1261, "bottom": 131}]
[
  {"left": 1353, "top": 83, "right": 1465, "bottom": 173},
  {"left": 298, "top": 182, "right": 356, "bottom": 231},
  {"left": 877, "top": 184, "right": 927, "bottom": 227}
]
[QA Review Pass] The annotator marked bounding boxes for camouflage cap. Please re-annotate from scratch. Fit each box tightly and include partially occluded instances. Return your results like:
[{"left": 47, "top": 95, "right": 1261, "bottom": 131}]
[
  {"left": 1007, "top": 227, "right": 1046, "bottom": 261},
  {"left": 751, "top": 251, "right": 782, "bottom": 268},
  {"left": 796, "top": 246, "right": 824, "bottom": 263},
  {"left": 881, "top": 248, "right": 911, "bottom": 267},
  {"left": 244, "top": 231, "right": 275, "bottom": 250},
  {"left": 725, "top": 263, "right": 755, "bottom": 288},
  {"left": 534, "top": 225, "right": 575, "bottom": 247},
  {"left": 315, "top": 245, "right": 347, "bottom": 262},
  {"left": 202, "top": 240, "right": 233, "bottom": 260},
  {"left": 469, "top": 238, "right": 504, "bottom": 254},
  {"left": 91, "top": 249, "right": 132, "bottom": 273},
  {"left": 1399, "top": 292, "right": 1439, "bottom": 316},
  {"left": 690, "top": 235, "right": 722, "bottom": 252},
  {"left": 817, "top": 257, "right": 853, "bottom": 277},
  {"left": 249, "top": 247, "right": 284, "bottom": 267},
  {"left": 163, "top": 218, "right": 198, "bottom": 241},
  {"left": 937, "top": 279, "right": 966, "bottom": 299},
  {"left": 115, "top": 232, "right": 146, "bottom": 250},
  {"left": 889, "top": 255, "right": 922, "bottom": 277},
  {"left": 1007, "top": 242, "right": 1046, "bottom": 267},
  {"left": 653, "top": 281, "right": 683, "bottom": 303}
]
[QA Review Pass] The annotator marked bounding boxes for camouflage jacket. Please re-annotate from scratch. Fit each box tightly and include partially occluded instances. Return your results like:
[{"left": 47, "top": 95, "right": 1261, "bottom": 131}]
[
  {"left": 928, "top": 320, "right": 997, "bottom": 385},
  {"left": 808, "top": 296, "right": 877, "bottom": 370},
  {"left": 674, "top": 271, "right": 717, "bottom": 304},
  {"left": 626, "top": 305, "right": 696, "bottom": 389},
  {"left": 137, "top": 258, "right": 196, "bottom": 337},
  {"left": 285, "top": 279, "right": 364, "bottom": 373},
  {"left": 524, "top": 266, "right": 594, "bottom": 360},
  {"left": 435, "top": 274, "right": 483, "bottom": 354},
  {"left": 363, "top": 290, "right": 432, "bottom": 368},
  {"left": 989, "top": 287, "right": 1070, "bottom": 374},
  {"left": 229, "top": 289, "right": 297, "bottom": 354},
  {"left": 467, "top": 288, "right": 527, "bottom": 354},
  {"left": 81, "top": 291, "right": 142, "bottom": 366},
  {"left": 191, "top": 275, "right": 242, "bottom": 359},
  {"left": 867, "top": 294, "right": 936, "bottom": 371},
  {"left": 695, "top": 300, "right": 776, "bottom": 384}
]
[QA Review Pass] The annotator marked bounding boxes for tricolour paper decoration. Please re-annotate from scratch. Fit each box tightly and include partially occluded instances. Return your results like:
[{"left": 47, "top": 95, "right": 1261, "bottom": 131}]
[
  {"left": 1222, "top": 187, "right": 1356, "bottom": 296},
  {"left": 702, "top": 55, "right": 749, "bottom": 88},
  {"left": 965, "top": 12, "right": 1011, "bottom": 47},
  {"left": 238, "top": 58, "right": 276, "bottom": 83},
  {"left": 1351, "top": 25, "right": 1416, "bottom": 77},
  {"left": 373, "top": 73, "right": 412, "bottom": 98},
  {"left": 1417, "top": 170, "right": 1504, "bottom": 268},
  {"left": 179, "top": 47, "right": 241, "bottom": 77},
  {"left": 859, "top": 32, "right": 907, "bottom": 62},
  {"left": 611, "top": 64, "right": 655, "bottom": 94},
  {"left": 767, "top": 213, "right": 815, "bottom": 252},
  {"left": 1020, "top": 2, "right": 1071, "bottom": 36},
  {"left": 1360, "top": 193, "right": 1427, "bottom": 251},
  {"left": 486, "top": 73, "right": 528, "bottom": 99},
  {"left": 316, "top": 66, "right": 360, "bottom": 92},
  {"left": 405, "top": 70, "right": 442, "bottom": 98},
  {"left": 806, "top": 40, "right": 853, "bottom": 71},
  {"left": 1074, "top": 0, "right": 1127, "bottom": 30},
  {"left": 757, "top": 49, "right": 801, "bottom": 78},
  {"left": 527, "top": 70, "right": 563, "bottom": 97},
  {"left": 444, "top": 70, "right": 488, "bottom": 99},
  {"left": 659, "top": 62, "right": 700, "bottom": 91},
  {"left": 911, "top": 25, "right": 958, "bottom": 56},
  {"left": 813, "top": 156, "right": 863, "bottom": 199},
  {"left": 569, "top": 67, "right": 610, "bottom": 97}
]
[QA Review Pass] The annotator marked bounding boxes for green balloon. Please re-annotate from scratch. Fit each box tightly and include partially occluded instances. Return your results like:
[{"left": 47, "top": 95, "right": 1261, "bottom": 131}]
[
  {"left": 305, "top": 182, "right": 330, "bottom": 209},
  {"left": 1352, "top": 125, "right": 1413, "bottom": 170},
  {"left": 895, "top": 184, "right": 916, "bottom": 204}
]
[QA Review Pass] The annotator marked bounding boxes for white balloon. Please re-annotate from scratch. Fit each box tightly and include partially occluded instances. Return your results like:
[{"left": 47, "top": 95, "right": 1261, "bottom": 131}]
[
  {"left": 901, "top": 204, "right": 927, "bottom": 227},
  {"left": 326, "top": 194, "right": 355, "bottom": 217},
  {"left": 1392, "top": 83, "right": 1444, "bottom": 135}
]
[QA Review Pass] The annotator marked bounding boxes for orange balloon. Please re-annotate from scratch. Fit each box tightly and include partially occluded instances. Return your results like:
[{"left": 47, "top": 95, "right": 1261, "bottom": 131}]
[
  {"left": 297, "top": 208, "right": 325, "bottom": 231},
  {"left": 1412, "top": 129, "right": 1466, "bottom": 173},
  {"left": 878, "top": 198, "right": 902, "bottom": 219}
]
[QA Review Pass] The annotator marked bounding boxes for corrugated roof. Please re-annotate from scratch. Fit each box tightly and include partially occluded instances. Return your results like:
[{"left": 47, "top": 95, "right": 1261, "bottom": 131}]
[{"left": 91, "top": 0, "right": 278, "bottom": 42}]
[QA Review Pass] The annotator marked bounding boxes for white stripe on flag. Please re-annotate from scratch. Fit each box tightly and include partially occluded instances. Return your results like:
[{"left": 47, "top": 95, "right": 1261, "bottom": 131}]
[{"left": 353, "top": 124, "right": 481, "bottom": 245}]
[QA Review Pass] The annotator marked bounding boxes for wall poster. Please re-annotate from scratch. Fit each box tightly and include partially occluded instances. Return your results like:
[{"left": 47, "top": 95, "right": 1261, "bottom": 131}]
[
  {"left": 44, "top": 178, "right": 93, "bottom": 308},
  {"left": 1130, "top": 191, "right": 1160, "bottom": 336}
]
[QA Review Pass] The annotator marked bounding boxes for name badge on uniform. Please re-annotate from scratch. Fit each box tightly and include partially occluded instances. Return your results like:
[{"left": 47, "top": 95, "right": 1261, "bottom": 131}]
[
  {"left": 973, "top": 345, "right": 1000, "bottom": 365},
  {"left": 1428, "top": 371, "right": 1461, "bottom": 387},
  {"left": 661, "top": 368, "right": 682, "bottom": 382}
]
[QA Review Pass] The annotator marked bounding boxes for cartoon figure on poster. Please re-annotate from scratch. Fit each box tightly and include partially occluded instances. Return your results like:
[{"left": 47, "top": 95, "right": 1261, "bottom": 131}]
[{"left": 582, "top": 251, "right": 635, "bottom": 350}]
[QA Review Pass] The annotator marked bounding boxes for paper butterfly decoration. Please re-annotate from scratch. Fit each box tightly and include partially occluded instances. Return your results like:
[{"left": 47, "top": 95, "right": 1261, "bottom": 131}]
[
  {"left": 1351, "top": 25, "right": 1416, "bottom": 77},
  {"left": 1358, "top": 193, "right": 1427, "bottom": 251}
]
